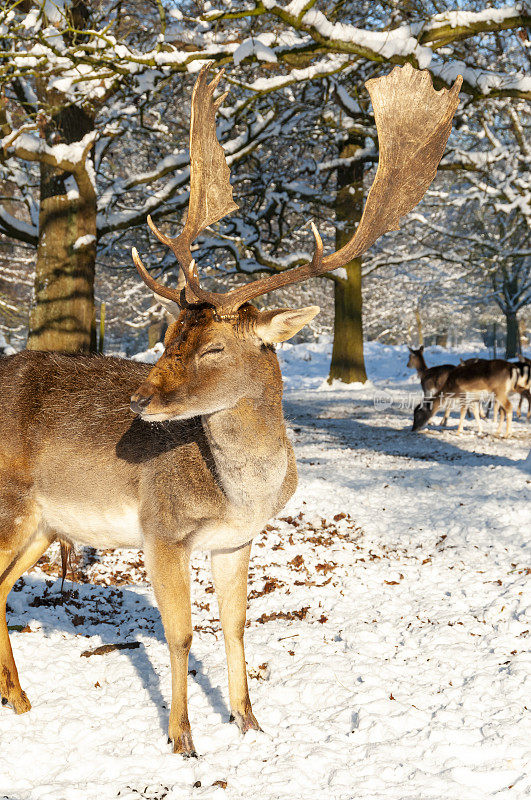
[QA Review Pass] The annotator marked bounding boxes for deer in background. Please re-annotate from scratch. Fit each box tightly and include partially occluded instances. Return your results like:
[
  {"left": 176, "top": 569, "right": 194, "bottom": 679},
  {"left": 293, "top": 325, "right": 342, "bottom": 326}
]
[
  {"left": 407, "top": 345, "right": 455, "bottom": 424},
  {"left": 459, "top": 356, "right": 531, "bottom": 425},
  {"left": 0, "top": 64, "right": 462, "bottom": 755},
  {"left": 413, "top": 359, "right": 530, "bottom": 437}
]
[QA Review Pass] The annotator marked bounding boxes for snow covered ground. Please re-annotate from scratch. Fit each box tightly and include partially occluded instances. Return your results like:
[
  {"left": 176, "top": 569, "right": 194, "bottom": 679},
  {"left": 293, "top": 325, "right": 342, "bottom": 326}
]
[{"left": 1, "top": 340, "right": 530, "bottom": 800}]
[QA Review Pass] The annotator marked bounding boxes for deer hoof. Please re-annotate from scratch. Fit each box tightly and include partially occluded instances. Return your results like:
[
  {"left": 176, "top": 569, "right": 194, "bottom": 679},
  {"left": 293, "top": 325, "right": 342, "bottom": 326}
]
[
  {"left": 169, "top": 731, "right": 197, "bottom": 758},
  {"left": 13, "top": 690, "right": 31, "bottom": 714},
  {"left": 1, "top": 689, "right": 31, "bottom": 714},
  {"left": 230, "top": 710, "right": 262, "bottom": 734}
]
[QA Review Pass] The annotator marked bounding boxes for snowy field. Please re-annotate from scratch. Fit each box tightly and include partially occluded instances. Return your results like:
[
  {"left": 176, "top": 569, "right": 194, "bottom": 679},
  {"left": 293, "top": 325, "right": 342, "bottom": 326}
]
[{"left": 1, "top": 340, "right": 530, "bottom": 800}]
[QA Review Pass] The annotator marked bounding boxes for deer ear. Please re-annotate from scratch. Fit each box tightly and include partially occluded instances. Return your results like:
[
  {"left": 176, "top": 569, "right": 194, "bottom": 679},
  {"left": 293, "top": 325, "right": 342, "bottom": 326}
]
[
  {"left": 419, "top": 345, "right": 424, "bottom": 353},
  {"left": 254, "top": 306, "right": 320, "bottom": 344},
  {"left": 153, "top": 292, "right": 181, "bottom": 320}
]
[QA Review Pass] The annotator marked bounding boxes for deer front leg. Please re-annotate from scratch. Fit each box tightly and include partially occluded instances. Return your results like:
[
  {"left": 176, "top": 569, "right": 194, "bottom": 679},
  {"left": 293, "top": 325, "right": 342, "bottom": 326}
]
[
  {"left": 439, "top": 402, "right": 451, "bottom": 427},
  {"left": 144, "top": 538, "right": 196, "bottom": 756},
  {"left": 472, "top": 402, "right": 483, "bottom": 435},
  {"left": 211, "top": 541, "right": 261, "bottom": 734}
]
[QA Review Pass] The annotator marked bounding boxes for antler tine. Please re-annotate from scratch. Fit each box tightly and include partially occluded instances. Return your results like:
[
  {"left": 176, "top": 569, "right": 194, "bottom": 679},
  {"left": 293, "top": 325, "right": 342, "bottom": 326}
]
[
  {"left": 131, "top": 247, "right": 184, "bottom": 304},
  {"left": 309, "top": 221, "right": 324, "bottom": 271}
]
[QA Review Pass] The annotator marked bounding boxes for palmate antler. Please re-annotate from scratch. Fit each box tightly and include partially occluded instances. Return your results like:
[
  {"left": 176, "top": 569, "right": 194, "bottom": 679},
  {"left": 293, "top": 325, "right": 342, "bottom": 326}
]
[{"left": 132, "top": 62, "right": 462, "bottom": 317}]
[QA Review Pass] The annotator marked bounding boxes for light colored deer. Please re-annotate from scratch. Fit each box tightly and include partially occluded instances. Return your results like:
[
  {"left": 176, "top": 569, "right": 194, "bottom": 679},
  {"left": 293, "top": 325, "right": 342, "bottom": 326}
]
[
  {"left": 412, "top": 359, "right": 531, "bottom": 436},
  {"left": 0, "top": 63, "right": 461, "bottom": 755}
]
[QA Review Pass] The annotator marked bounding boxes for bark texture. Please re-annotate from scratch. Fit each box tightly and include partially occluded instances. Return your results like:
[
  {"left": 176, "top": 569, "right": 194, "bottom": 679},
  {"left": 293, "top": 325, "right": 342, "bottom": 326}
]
[
  {"left": 328, "top": 132, "right": 367, "bottom": 384},
  {"left": 505, "top": 310, "right": 519, "bottom": 358},
  {"left": 27, "top": 6, "right": 96, "bottom": 354}
]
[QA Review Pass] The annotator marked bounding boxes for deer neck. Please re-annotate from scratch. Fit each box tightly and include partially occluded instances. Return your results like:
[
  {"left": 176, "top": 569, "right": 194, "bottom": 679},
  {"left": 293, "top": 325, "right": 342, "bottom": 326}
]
[
  {"left": 201, "top": 392, "right": 288, "bottom": 512},
  {"left": 416, "top": 353, "right": 428, "bottom": 374}
]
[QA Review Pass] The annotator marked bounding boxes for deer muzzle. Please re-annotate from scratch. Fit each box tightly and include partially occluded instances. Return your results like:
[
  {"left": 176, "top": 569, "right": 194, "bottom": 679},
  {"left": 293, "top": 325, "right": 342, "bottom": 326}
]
[{"left": 130, "top": 385, "right": 156, "bottom": 415}]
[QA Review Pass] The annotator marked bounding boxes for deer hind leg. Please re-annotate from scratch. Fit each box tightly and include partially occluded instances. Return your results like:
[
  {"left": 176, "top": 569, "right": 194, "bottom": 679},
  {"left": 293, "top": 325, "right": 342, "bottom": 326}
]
[
  {"left": 144, "top": 538, "right": 196, "bottom": 756},
  {"left": 495, "top": 394, "right": 512, "bottom": 438},
  {"left": 211, "top": 541, "right": 260, "bottom": 734},
  {"left": 0, "top": 509, "right": 53, "bottom": 713}
]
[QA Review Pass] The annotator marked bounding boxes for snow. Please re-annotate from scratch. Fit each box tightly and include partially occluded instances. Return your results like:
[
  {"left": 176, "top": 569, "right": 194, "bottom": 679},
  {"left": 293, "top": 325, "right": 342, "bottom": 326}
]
[
  {"left": 233, "top": 37, "right": 278, "bottom": 66},
  {"left": 425, "top": 6, "right": 527, "bottom": 31},
  {"left": 43, "top": 0, "right": 66, "bottom": 24},
  {"left": 1, "top": 340, "right": 530, "bottom": 799},
  {"left": 72, "top": 234, "right": 96, "bottom": 251},
  {"left": 301, "top": 8, "right": 433, "bottom": 69}
]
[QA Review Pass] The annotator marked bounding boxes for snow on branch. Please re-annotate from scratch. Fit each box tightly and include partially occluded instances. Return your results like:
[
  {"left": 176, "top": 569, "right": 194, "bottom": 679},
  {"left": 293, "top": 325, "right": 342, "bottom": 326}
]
[
  {"left": 205, "top": 2, "right": 530, "bottom": 99},
  {"left": 1, "top": 128, "right": 97, "bottom": 173},
  {"left": 98, "top": 110, "right": 277, "bottom": 235},
  {"left": 0, "top": 206, "right": 38, "bottom": 245}
]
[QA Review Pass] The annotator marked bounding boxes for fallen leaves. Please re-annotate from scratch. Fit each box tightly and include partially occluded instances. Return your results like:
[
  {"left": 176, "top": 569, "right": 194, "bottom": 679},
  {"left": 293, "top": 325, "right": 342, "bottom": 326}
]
[
  {"left": 256, "top": 607, "right": 309, "bottom": 624},
  {"left": 81, "top": 642, "right": 140, "bottom": 658}
]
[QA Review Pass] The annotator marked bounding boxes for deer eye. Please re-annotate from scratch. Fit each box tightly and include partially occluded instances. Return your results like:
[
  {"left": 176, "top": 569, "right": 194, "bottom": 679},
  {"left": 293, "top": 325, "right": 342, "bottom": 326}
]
[{"left": 200, "top": 344, "right": 225, "bottom": 358}]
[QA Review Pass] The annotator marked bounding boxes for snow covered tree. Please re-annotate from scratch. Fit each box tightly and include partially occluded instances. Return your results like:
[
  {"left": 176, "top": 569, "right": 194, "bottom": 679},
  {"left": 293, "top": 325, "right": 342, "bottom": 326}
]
[
  {"left": 196, "top": 1, "right": 530, "bottom": 380},
  {"left": 405, "top": 95, "right": 530, "bottom": 357},
  {"left": 0, "top": 0, "right": 273, "bottom": 351},
  {"left": 1, "top": 0, "right": 529, "bottom": 368}
]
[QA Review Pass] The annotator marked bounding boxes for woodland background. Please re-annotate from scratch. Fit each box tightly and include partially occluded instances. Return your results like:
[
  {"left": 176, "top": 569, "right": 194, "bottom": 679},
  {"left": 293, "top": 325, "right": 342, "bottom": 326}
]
[{"left": 0, "top": 0, "right": 529, "bottom": 382}]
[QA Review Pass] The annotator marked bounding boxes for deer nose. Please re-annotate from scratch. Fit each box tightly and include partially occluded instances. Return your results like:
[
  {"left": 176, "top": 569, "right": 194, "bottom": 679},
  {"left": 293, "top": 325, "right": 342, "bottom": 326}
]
[{"left": 130, "top": 393, "right": 153, "bottom": 415}]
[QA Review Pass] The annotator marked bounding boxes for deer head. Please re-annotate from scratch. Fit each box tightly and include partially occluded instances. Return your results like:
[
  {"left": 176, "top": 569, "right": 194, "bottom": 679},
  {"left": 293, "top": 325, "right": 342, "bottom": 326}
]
[
  {"left": 131, "top": 63, "right": 462, "bottom": 421},
  {"left": 407, "top": 345, "right": 425, "bottom": 370},
  {"left": 130, "top": 303, "right": 318, "bottom": 420}
]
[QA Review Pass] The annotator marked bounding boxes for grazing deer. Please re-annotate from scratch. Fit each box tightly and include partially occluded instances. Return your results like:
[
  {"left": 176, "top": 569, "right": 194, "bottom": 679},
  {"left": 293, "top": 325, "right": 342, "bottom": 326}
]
[
  {"left": 413, "top": 360, "right": 531, "bottom": 437},
  {"left": 0, "top": 63, "right": 461, "bottom": 755}
]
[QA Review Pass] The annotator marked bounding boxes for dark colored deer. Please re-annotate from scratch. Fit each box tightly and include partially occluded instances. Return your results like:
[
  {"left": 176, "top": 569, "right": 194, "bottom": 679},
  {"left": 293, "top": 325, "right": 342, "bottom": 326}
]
[
  {"left": 0, "top": 64, "right": 462, "bottom": 755},
  {"left": 407, "top": 345, "right": 455, "bottom": 424}
]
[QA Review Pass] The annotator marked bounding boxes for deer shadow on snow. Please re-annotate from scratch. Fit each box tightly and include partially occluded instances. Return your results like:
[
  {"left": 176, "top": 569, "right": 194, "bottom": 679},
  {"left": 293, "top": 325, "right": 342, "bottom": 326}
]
[
  {"left": 6, "top": 573, "right": 229, "bottom": 738},
  {"left": 284, "top": 393, "right": 531, "bottom": 475}
]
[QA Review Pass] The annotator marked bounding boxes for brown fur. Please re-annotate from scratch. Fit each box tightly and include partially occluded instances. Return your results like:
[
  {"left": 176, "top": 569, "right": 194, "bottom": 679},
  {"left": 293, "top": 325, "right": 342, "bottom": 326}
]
[
  {"left": 413, "top": 359, "right": 529, "bottom": 436},
  {"left": 407, "top": 346, "right": 454, "bottom": 398},
  {"left": 0, "top": 302, "right": 316, "bottom": 754}
]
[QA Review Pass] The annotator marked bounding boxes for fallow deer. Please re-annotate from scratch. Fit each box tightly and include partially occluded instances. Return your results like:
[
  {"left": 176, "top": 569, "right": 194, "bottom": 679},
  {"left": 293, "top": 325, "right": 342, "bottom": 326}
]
[
  {"left": 0, "top": 63, "right": 462, "bottom": 755},
  {"left": 412, "top": 359, "right": 531, "bottom": 436},
  {"left": 407, "top": 345, "right": 455, "bottom": 424},
  {"left": 407, "top": 346, "right": 454, "bottom": 397},
  {"left": 516, "top": 387, "right": 531, "bottom": 421},
  {"left": 492, "top": 356, "right": 531, "bottom": 426}
]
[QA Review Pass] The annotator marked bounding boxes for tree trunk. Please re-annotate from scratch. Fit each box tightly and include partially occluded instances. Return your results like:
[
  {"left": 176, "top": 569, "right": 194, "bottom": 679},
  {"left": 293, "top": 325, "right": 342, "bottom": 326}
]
[
  {"left": 27, "top": 6, "right": 96, "bottom": 354},
  {"left": 415, "top": 307, "right": 424, "bottom": 347},
  {"left": 505, "top": 310, "right": 518, "bottom": 359},
  {"left": 328, "top": 131, "right": 367, "bottom": 384},
  {"left": 27, "top": 160, "right": 96, "bottom": 353}
]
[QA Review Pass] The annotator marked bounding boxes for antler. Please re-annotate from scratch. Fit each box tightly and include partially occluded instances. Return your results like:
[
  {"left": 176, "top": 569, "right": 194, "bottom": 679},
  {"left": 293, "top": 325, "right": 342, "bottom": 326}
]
[
  {"left": 133, "top": 63, "right": 462, "bottom": 316},
  {"left": 132, "top": 62, "right": 239, "bottom": 307}
]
